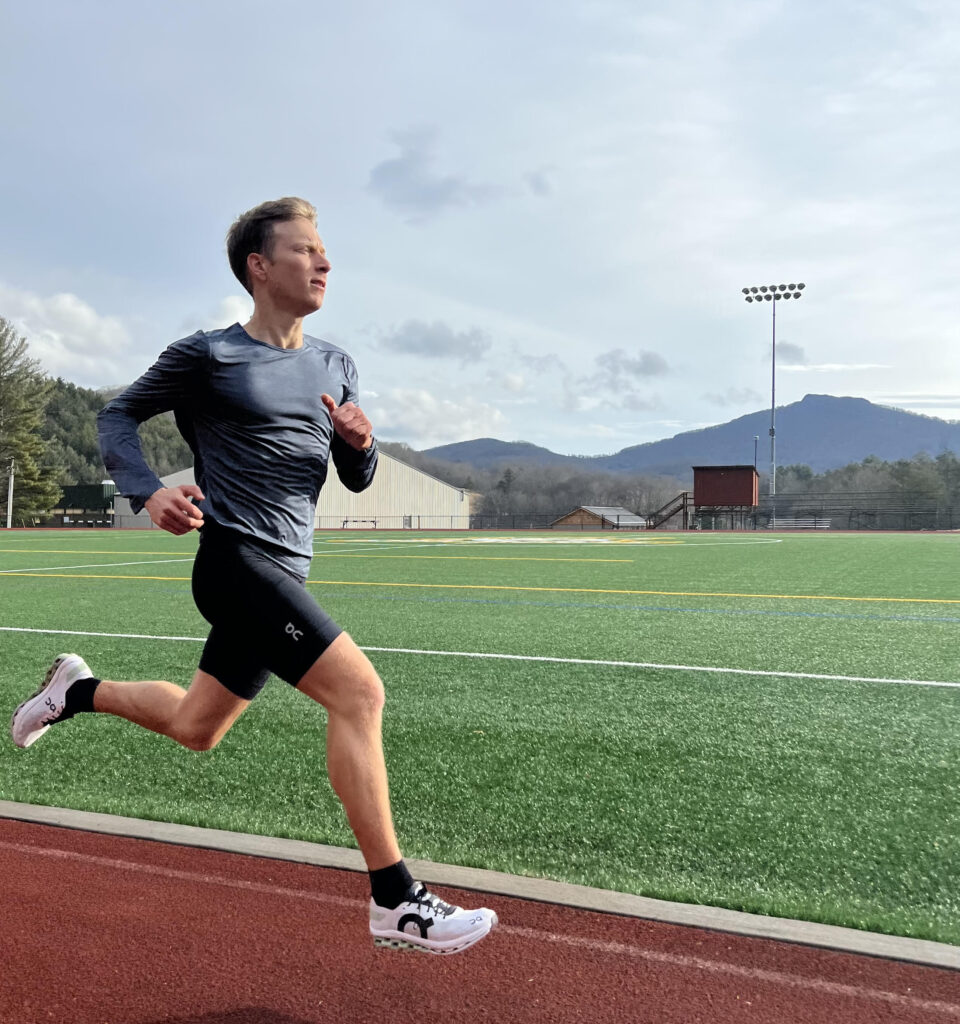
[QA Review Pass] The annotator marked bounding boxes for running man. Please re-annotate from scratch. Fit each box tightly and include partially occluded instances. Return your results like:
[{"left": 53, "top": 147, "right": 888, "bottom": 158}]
[{"left": 10, "top": 196, "right": 497, "bottom": 955}]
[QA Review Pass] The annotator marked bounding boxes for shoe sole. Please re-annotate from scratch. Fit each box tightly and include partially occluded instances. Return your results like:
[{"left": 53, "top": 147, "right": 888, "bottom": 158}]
[
  {"left": 372, "top": 912, "right": 498, "bottom": 955},
  {"left": 10, "top": 654, "right": 73, "bottom": 749}
]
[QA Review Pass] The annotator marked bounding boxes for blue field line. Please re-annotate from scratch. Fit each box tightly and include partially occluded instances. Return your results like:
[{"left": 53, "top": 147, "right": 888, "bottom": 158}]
[{"left": 317, "top": 589, "right": 960, "bottom": 624}]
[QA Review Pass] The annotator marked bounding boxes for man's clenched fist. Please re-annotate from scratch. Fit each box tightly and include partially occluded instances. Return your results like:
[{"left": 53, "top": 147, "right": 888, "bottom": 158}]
[
  {"left": 321, "top": 393, "right": 373, "bottom": 451},
  {"left": 145, "top": 484, "right": 205, "bottom": 536}
]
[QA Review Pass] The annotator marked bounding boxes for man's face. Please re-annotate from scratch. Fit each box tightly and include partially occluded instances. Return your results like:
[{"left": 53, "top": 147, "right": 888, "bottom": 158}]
[{"left": 254, "top": 217, "right": 331, "bottom": 315}]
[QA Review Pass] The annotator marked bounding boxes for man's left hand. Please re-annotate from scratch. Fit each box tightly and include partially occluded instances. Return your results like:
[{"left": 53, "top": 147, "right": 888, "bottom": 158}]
[{"left": 321, "top": 394, "right": 373, "bottom": 450}]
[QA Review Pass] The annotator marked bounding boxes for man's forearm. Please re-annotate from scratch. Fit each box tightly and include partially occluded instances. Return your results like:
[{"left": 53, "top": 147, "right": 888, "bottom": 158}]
[{"left": 97, "top": 404, "right": 164, "bottom": 513}]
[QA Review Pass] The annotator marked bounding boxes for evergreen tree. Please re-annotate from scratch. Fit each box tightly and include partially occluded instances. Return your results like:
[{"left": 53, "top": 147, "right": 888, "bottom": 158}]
[
  {"left": 0, "top": 318, "right": 62, "bottom": 523},
  {"left": 42, "top": 378, "right": 194, "bottom": 485},
  {"left": 42, "top": 378, "right": 107, "bottom": 483}
]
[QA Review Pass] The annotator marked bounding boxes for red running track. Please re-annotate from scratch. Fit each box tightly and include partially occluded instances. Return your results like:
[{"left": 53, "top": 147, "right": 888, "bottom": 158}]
[{"left": 1, "top": 819, "right": 958, "bottom": 1024}]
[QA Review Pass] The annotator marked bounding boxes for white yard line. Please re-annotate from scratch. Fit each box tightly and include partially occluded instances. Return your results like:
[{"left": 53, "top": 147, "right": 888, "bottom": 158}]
[
  {"left": 0, "top": 625, "right": 956, "bottom": 689},
  {"left": 0, "top": 558, "right": 194, "bottom": 574},
  {"left": 313, "top": 540, "right": 464, "bottom": 555}
]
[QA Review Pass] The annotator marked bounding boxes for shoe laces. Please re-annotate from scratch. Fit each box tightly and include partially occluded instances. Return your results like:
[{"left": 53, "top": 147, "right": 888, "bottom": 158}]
[{"left": 410, "top": 884, "right": 456, "bottom": 919}]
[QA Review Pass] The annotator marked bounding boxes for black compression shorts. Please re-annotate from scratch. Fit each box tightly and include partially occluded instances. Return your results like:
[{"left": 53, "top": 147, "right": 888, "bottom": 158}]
[{"left": 191, "top": 519, "right": 343, "bottom": 700}]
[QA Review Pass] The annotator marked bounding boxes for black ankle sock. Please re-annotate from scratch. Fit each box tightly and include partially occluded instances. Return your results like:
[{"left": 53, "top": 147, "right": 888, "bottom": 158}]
[
  {"left": 369, "top": 860, "right": 416, "bottom": 909},
  {"left": 59, "top": 677, "right": 101, "bottom": 721}
]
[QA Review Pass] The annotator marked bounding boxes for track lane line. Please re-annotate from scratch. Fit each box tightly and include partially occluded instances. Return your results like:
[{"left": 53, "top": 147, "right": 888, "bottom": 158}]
[{"left": 1, "top": 840, "right": 956, "bottom": 1016}]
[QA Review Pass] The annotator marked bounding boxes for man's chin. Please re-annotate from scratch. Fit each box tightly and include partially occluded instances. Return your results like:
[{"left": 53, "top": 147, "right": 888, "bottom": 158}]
[{"left": 295, "top": 297, "right": 324, "bottom": 317}]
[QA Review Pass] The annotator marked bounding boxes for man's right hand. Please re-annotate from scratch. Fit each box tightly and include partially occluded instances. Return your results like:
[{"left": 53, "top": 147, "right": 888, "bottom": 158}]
[{"left": 144, "top": 485, "right": 205, "bottom": 535}]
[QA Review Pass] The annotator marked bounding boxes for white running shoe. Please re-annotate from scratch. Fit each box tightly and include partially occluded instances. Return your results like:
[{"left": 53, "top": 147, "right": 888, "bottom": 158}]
[
  {"left": 10, "top": 653, "right": 93, "bottom": 749},
  {"left": 370, "top": 884, "right": 498, "bottom": 954}
]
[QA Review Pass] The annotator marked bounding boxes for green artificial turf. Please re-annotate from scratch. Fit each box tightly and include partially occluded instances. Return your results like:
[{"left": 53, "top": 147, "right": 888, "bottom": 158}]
[{"left": 0, "top": 529, "right": 958, "bottom": 944}]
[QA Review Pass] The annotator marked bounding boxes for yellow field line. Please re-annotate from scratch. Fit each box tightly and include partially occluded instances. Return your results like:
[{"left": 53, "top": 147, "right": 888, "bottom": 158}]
[
  {"left": 313, "top": 554, "right": 632, "bottom": 563},
  {"left": 305, "top": 580, "right": 960, "bottom": 604},
  {"left": 322, "top": 537, "right": 683, "bottom": 545},
  {"left": 1, "top": 570, "right": 956, "bottom": 604}
]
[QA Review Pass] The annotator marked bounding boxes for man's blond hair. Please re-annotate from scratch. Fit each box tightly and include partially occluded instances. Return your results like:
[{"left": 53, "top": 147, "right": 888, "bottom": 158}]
[{"left": 226, "top": 197, "right": 318, "bottom": 296}]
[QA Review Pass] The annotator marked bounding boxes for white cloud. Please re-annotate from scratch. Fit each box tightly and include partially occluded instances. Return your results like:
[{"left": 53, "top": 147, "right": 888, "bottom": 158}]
[
  {"left": 368, "top": 387, "right": 506, "bottom": 446},
  {"left": 567, "top": 347, "right": 668, "bottom": 415},
  {"left": 872, "top": 393, "right": 960, "bottom": 404},
  {"left": 367, "top": 127, "right": 503, "bottom": 221},
  {"left": 487, "top": 370, "right": 526, "bottom": 394},
  {"left": 378, "top": 319, "right": 491, "bottom": 364},
  {"left": 180, "top": 295, "right": 252, "bottom": 334},
  {"left": 0, "top": 282, "right": 132, "bottom": 386},
  {"left": 781, "top": 363, "right": 891, "bottom": 373},
  {"left": 703, "top": 387, "right": 764, "bottom": 407},
  {"left": 594, "top": 348, "right": 669, "bottom": 383},
  {"left": 774, "top": 342, "right": 807, "bottom": 367}
]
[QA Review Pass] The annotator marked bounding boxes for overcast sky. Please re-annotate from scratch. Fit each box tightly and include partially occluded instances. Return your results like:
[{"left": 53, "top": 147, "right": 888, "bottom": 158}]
[{"left": 2, "top": 0, "right": 958, "bottom": 455}]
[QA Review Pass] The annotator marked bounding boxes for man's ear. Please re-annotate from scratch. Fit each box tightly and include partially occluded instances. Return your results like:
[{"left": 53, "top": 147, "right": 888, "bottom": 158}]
[{"left": 247, "top": 251, "right": 268, "bottom": 285}]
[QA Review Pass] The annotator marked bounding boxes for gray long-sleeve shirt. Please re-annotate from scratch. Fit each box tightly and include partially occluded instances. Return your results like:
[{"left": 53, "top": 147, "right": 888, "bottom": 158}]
[{"left": 98, "top": 322, "right": 377, "bottom": 575}]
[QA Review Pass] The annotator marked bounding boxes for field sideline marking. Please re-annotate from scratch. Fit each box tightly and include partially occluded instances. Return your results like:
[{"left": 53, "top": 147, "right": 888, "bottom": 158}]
[
  {"left": 0, "top": 558, "right": 194, "bottom": 574},
  {"left": 1, "top": 625, "right": 956, "bottom": 689},
  {"left": 1, "top": 548, "right": 633, "bottom": 565},
  {"left": 0, "top": 569, "right": 956, "bottom": 604},
  {"left": 0, "top": 840, "right": 956, "bottom": 1013},
  {"left": 313, "top": 553, "right": 634, "bottom": 563},
  {"left": 0, "top": 548, "right": 194, "bottom": 556},
  {"left": 308, "top": 580, "right": 960, "bottom": 605}
]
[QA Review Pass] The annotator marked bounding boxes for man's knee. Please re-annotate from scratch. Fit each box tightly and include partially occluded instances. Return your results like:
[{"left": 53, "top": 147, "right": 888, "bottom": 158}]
[
  {"left": 297, "top": 637, "right": 386, "bottom": 718},
  {"left": 172, "top": 722, "right": 226, "bottom": 752},
  {"left": 319, "top": 668, "right": 385, "bottom": 722},
  {"left": 353, "top": 673, "right": 386, "bottom": 717}
]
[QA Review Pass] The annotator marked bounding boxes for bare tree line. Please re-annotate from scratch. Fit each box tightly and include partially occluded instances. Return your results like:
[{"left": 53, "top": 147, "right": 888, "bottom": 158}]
[{"left": 379, "top": 442, "right": 685, "bottom": 515}]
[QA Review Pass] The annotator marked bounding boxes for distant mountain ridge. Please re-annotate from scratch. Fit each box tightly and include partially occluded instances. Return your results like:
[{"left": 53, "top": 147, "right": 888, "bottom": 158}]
[{"left": 422, "top": 395, "right": 960, "bottom": 480}]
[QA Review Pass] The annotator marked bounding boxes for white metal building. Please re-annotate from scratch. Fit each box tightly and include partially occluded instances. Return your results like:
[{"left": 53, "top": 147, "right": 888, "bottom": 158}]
[{"left": 113, "top": 452, "right": 469, "bottom": 529}]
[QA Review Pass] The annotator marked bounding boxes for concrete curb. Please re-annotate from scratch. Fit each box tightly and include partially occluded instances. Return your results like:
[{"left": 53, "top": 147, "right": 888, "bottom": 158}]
[{"left": 2, "top": 799, "right": 957, "bottom": 971}]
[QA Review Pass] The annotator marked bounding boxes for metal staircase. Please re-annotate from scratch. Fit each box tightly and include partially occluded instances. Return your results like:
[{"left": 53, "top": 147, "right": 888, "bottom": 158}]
[{"left": 646, "top": 491, "right": 693, "bottom": 530}]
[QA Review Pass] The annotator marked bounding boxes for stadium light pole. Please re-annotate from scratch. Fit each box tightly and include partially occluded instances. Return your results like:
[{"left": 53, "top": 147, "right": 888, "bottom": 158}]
[
  {"left": 5, "top": 457, "right": 13, "bottom": 530},
  {"left": 753, "top": 435, "right": 759, "bottom": 470},
  {"left": 741, "top": 282, "right": 805, "bottom": 495}
]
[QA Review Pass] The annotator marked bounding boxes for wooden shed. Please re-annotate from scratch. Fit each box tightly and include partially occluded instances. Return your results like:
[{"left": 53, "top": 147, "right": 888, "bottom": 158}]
[{"left": 551, "top": 505, "right": 646, "bottom": 530}]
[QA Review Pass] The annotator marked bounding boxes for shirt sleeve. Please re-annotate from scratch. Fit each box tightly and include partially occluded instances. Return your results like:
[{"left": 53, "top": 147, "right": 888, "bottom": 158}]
[
  {"left": 330, "top": 352, "right": 378, "bottom": 493},
  {"left": 97, "top": 333, "right": 207, "bottom": 513}
]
